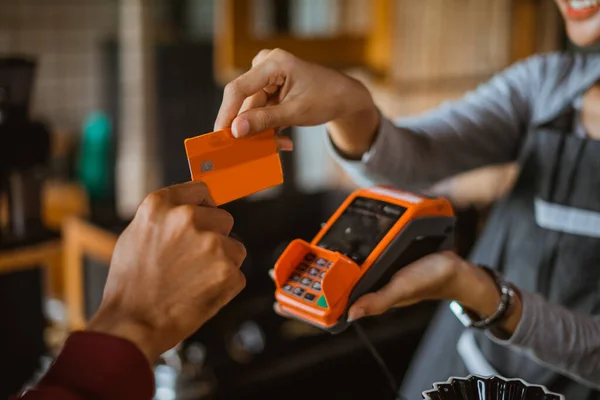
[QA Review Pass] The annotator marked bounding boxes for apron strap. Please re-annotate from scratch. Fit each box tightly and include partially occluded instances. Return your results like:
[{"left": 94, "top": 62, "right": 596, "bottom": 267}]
[
  {"left": 457, "top": 330, "right": 499, "bottom": 376},
  {"left": 537, "top": 137, "right": 589, "bottom": 296},
  {"left": 478, "top": 129, "right": 539, "bottom": 274}
]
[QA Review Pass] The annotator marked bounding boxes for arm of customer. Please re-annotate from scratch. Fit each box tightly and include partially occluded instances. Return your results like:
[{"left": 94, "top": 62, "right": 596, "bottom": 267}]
[
  {"left": 343, "top": 252, "right": 600, "bottom": 390},
  {"left": 215, "top": 49, "right": 547, "bottom": 188},
  {"left": 14, "top": 333, "right": 155, "bottom": 400},
  {"left": 13, "top": 181, "right": 247, "bottom": 400}
]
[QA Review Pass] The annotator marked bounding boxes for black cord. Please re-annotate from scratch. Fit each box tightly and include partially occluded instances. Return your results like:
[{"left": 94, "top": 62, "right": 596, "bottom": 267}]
[{"left": 352, "top": 322, "right": 407, "bottom": 400}]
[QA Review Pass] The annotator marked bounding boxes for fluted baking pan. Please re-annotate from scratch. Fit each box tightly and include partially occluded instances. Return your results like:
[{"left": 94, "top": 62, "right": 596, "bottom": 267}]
[{"left": 421, "top": 375, "right": 564, "bottom": 400}]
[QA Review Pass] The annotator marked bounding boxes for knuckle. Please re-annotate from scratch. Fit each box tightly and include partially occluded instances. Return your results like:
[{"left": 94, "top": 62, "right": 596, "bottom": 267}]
[
  {"left": 253, "top": 49, "right": 272, "bottom": 64},
  {"left": 437, "top": 251, "right": 459, "bottom": 270},
  {"left": 219, "top": 209, "right": 235, "bottom": 230},
  {"left": 171, "top": 205, "right": 196, "bottom": 225},
  {"left": 214, "top": 261, "right": 235, "bottom": 283},
  {"left": 200, "top": 231, "right": 225, "bottom": 254},
  {"left": 237, "top": 243, "right": 247, "bottom": 262},
  {"left": 191, "top": 180, "right": 210, "bottom": 194},
  {"left": 261, "top": 59, "right": 279, "bottom": 79},
  {"left": 271, "top": 49, "right": 296, "bottom": 69},
  {"left": 256, "top": 108, "right": 273, "bottom": 129},
  {"left": 440, "top": 250, "right": 458, "bottom": 261},
  {"left": 224, "top": 81, "right": 240, "bottom": 98},
  {"left": 270, "top": 48, "right": 290, "bottom": 60},
  {"left": 234, "top": 271, "right": 247, "bottom": 291},
  {"left": 139, "top": 190, "right": 167, "bottom": 216}
]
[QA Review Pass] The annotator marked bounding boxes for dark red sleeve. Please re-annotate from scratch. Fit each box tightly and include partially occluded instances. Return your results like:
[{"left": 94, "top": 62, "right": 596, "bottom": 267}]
[{"left": 13, "top": 331, "right": 155, "bottom": 400}]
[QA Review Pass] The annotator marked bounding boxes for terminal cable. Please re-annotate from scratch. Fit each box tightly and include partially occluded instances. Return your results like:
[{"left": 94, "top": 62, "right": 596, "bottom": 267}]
[{"left": 352, "top": 321, "right": 407, "bottom": 400}]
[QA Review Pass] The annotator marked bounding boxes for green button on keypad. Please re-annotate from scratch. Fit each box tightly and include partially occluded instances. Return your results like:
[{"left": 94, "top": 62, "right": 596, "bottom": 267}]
[{"left": 316, "top": 295, "right": 328, "bottom": 309}]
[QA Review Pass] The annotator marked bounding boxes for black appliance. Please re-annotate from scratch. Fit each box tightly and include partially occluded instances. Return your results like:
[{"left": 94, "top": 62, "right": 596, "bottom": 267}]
[{"left": 0, "top": 57, "right": 52, "bottom": 399}]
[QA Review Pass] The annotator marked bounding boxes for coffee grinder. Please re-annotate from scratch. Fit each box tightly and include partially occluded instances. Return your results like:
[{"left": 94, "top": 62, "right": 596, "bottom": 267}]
[{"left": 0, "top": 57, "right": 52, "bottom": 398}]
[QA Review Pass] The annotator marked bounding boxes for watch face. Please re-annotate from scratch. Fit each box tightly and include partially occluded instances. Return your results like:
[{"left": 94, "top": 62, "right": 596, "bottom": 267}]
[{"left": 449, "top": 301, "right": 473, "bottom": 327}]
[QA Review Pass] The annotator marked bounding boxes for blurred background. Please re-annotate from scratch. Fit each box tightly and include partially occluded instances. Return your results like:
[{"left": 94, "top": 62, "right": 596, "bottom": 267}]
[{"left": 0, "top": 1, "right": 568, "bottom": 399}]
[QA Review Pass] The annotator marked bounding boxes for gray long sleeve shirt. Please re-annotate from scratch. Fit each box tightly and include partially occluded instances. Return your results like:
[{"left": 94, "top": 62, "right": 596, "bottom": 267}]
[{"left": 325, "top": 52, "right": 600, "bottom": 389}]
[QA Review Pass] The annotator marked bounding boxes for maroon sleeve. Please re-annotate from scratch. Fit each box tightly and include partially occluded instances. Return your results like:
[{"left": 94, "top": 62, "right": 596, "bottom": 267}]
[{"left": 13, "top": 332, "right": 155, "bottom": 400}]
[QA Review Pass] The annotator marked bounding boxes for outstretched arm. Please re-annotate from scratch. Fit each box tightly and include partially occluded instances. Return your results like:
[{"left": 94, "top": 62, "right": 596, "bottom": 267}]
[
  {"left": 215, "top": 50, "right": 544, "bottom": 188},
  {"left": 14, "top": 182, "right": 247, "bottom": 400},
  {"left": 327, "top": 55, "right": 546, "bottom": 188},
  {"left": 15, "top": 333, "right": 154, "bottom": 400}
]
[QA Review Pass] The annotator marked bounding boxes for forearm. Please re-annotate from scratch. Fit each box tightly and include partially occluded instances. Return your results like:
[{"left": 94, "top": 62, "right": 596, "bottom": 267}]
[
  {"left": 489, "top": 292, "right": 600, "bottom": 389},
  {"left": 326, "top": 56, "right": 545, "bottom": 189},
  {"left": 457, "top": 263, "right": 600, "bottom": 389},
  {"left": 15, "top": 332, "right": 155, "bottom": 400},
  {"left": 326, "top": 79, "right": 381, "bottom": 159},
  {"left": 324, "top": 75, "right": 500, "bottom": 188},
  {"left": 326, "top": 115, "right": 514, "bottom": 189}
]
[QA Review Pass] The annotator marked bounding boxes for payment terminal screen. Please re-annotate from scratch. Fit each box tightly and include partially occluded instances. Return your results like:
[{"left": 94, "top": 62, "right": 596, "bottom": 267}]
[{"left": 317, "top": 197, "right": 406, "bottom": 265}]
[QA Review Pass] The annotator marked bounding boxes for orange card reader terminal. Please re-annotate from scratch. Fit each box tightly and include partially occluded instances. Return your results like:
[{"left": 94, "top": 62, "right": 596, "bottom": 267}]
[
  {"left": 184, "top": 128, "right": 283, "bottom": 206},
  {"left": 273, "top": 186, "right": 455, "bottom": 334}
]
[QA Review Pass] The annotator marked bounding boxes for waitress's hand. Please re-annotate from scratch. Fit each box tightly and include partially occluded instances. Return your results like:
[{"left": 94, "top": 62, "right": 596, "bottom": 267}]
[
  {"left": 215, "top": 49, "right": 380, "bottom": 158},
  {"left": 269, "top": 251, "right": 522, "bottom": 333},
  {"left": 347, "top": 251, "right": 523, "bottom": 334},
  {"left": 267, "top": 252, "right": 470, "bottom": 317}
]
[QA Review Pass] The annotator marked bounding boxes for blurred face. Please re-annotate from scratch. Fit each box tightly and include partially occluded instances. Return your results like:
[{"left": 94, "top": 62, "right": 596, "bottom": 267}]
[{"left": 556, "top": 0, "right": 600, "bottom": 46}]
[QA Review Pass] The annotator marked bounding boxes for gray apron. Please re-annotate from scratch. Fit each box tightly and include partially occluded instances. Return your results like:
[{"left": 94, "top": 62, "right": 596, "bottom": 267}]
[{"left": 400, "top": 106, "right": 600, "bottom": 400}]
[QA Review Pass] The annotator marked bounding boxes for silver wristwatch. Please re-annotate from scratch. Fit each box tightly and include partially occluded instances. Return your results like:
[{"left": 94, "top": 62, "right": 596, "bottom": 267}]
[{"left": 450, "top": 266, "right": 516, "bottom": 330}]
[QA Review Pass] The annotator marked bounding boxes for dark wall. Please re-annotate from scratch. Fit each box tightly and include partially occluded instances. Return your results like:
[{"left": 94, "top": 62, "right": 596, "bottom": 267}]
[{"left": 155, "top": 42, "right": 223, "bottom": 186}]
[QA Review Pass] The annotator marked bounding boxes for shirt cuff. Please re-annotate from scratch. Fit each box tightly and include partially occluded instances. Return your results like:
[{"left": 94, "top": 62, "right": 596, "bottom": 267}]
[
  {"left": 486, "top": 290, "right": 538, "bottom": 347},
  {"left": 39, "top": 331, "right": 155, "bottom": 399}
]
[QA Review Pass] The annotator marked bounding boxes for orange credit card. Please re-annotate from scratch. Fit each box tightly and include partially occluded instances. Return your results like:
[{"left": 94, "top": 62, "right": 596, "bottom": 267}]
[{"left": 184, "top": 128, "right": 284, "bottom": 206}]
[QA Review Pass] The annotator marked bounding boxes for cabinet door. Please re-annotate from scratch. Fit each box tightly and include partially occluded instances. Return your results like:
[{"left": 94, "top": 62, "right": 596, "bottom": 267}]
[
  {"left": 214, "top": 0, "right": 560, "bottom": 86},
  {"left": 213, "top": 0, "right": 393, "bottom": 84}
]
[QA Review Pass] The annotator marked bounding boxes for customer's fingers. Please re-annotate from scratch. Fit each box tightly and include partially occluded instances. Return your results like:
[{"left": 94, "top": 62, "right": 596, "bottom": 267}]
[
  {"left": 191, "top": 207, "right": 235, "bottom": 236},
  {"left": 164, "top": 181, "right": 216, "bottom": 207},
  {"left": 138, "top": 181, "right": 216, "bottom": 221},
  {"left": 220, "top": 235, "right": 247, "bottom": 266}
]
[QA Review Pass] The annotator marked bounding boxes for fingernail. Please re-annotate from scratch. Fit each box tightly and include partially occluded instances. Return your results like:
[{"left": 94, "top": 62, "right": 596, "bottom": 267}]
[
  {"left": 232, "top": 118, "right": 250, "bottom": 138},
  {"left": 279, "top": 142, "right": 294, "bottom": 151},
  {"left": 347, "top": 307, "right": 365, "bottom": 322},
  {"left": 268, "top": 269, "right": 275, "bottom": 280}
]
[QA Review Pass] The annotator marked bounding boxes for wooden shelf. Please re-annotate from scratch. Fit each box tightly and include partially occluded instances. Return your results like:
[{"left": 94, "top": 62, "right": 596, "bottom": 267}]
[
  {"left": 63, "top": 217, "right": 118, "bottom": 331},
  {"left": 0, "top": 240, "right": 62, "bottom": 274}
]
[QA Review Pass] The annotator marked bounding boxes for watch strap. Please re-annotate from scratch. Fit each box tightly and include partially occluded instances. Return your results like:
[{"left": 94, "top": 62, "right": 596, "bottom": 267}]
[{"left": 450, "top": 265, "right": 515, "bottom": 330}]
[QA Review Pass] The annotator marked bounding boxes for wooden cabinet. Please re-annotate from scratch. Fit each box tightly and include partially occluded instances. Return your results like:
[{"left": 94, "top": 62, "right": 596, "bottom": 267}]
[
  {"left": 215, "top": 0, "right": 561, "bottom": 86},
  {"left": 214, "top": 0, "right": 563, "bottom": 207}
]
